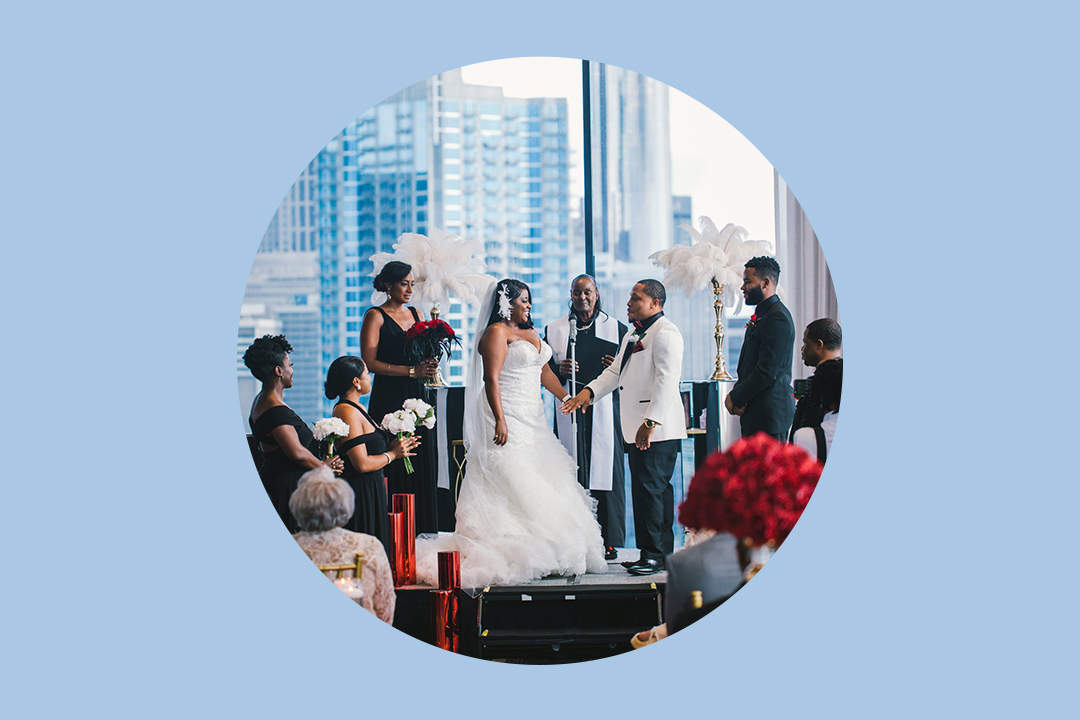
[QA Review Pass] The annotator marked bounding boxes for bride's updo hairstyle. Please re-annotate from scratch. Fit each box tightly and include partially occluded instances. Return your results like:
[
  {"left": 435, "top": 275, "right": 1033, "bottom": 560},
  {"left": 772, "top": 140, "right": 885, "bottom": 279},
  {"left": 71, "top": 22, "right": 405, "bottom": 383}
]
[
  {"left": 324, "top": 355, "right": 367, "bottom": 400},
  {"left": 487, "top": 278, "right": 534, "bottom": 330},
  {"left": 373, "top": 261, "right": 412, "bottom": 292}
]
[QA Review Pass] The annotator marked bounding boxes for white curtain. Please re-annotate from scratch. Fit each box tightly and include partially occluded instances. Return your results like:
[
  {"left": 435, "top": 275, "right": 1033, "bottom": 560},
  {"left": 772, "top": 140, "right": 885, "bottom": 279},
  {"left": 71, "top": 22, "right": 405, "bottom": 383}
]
[{"left": 774, "top": 170, "right": 840, "bottom": 382}]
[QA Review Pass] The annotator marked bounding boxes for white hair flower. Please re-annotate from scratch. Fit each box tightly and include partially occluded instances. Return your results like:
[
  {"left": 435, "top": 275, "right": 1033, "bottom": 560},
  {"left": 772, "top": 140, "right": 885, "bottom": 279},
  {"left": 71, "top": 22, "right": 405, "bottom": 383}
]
[{"left": 497, "top": 284, "right": 512, "bottom": 321}]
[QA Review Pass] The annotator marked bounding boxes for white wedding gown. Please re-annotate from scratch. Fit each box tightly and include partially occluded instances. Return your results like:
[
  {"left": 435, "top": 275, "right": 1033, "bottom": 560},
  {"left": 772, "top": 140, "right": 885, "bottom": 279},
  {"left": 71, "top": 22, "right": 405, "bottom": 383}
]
[{"left": 416, "top": 339, "right": 607, "bottom": 588}]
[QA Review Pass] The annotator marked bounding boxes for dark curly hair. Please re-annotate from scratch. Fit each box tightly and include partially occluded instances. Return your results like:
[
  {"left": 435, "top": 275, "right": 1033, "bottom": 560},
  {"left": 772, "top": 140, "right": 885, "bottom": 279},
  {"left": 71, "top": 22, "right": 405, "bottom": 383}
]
[
  {"left": 487, "top": 278, "right": 534, "bottom": 330},
  {"left": 243, "top": 334, "right": 293, "bottom": 383},
  {"left": 745, "top": 256, "right": 781, "bottom": 285},
  {"left": 324, "top": 356, "right": 367, "bottom": 399},
  {"left": 373, "top": 261, "right": 412, "bottom": 292}
]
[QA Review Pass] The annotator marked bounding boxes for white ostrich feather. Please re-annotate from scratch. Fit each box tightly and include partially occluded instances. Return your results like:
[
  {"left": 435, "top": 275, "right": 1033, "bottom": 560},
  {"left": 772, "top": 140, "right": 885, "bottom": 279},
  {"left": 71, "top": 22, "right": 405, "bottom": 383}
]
[
  {"left": 369, "top": 227, "right": 488, "bottom": 309},
  {"left": 650, "top": 216, "right": 778, "bottom": 313}
]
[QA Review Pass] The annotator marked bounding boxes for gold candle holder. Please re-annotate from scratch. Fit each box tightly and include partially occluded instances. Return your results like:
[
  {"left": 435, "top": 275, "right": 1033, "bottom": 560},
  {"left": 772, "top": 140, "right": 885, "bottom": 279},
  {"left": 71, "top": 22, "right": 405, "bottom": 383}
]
[
  {"left": 709, "top": 278, "right": 733, "bottom": 381},
  {"left": 425, "top": 305, "right": 449, "bottom": 388}
]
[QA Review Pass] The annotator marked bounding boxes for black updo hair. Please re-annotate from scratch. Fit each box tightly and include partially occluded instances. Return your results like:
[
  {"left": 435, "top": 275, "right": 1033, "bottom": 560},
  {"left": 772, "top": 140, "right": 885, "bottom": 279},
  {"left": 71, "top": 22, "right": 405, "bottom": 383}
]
[
  {"left": 324, "top": 356, "right": 367, "bottom": 399},
  {"left": 487, "top": 278, "right": 534, "bottom": 330},
  {"left": 373, "top": 261, "right": 412, "bottom": 293},
  {"left": 243, "top": 334, "right": 293, "bottom": 383}
]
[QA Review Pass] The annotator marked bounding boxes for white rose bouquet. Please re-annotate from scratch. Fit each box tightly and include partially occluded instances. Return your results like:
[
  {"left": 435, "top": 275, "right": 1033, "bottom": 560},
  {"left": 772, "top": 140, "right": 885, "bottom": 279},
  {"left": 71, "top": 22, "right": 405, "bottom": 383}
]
[
  {"left": 312, "top": 417, "right": 351, "bottom": 459},
  {"left": 381, "top": 398, "right": 436, "bottom": 474}
]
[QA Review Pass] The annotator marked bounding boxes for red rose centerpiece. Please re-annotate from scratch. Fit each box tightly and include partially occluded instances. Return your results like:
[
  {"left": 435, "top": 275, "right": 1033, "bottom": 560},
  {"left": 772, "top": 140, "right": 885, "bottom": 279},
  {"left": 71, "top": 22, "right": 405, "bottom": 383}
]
[
  {"left": 678, "top": 434, "right": 822, "bottom": 578},
  {"left": 404, "top": 319, "right": 460, "bottom": 387}
]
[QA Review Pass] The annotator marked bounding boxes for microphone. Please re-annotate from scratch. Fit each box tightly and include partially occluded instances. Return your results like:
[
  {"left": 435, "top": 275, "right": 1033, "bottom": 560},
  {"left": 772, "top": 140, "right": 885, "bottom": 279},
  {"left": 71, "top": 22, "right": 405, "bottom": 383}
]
[{"left": 569, "top": 314, "right": 577, "bottom": 343}]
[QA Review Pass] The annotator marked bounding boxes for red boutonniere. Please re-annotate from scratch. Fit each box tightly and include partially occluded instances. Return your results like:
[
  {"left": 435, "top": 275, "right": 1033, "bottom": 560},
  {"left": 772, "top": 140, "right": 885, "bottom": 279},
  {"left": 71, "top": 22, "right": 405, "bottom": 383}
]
[{"left": 745, "top": 314, "right": 759, "bottom": 330}]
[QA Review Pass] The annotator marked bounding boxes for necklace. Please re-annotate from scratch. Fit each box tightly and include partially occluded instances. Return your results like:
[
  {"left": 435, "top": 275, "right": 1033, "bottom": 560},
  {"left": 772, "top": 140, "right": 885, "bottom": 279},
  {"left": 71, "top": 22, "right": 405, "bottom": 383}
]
[{"left": 576, "top": 315, "right": 595, "bottom": 331}]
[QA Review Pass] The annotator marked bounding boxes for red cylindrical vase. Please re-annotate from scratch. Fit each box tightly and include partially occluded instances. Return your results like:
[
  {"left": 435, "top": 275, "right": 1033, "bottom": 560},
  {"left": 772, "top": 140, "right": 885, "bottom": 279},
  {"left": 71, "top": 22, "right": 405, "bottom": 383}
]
[
  {"left": 391, "top": 493, "right": 416, "bottom": 585},
  {"left": 389, "top": 511, "right": 407, "bottom": 587},
  {"left": 430, "top": 589, "right": 459, "bottom": 653},
  {"left": 437, "top": 551, "right": 461, "bottom": 591}
]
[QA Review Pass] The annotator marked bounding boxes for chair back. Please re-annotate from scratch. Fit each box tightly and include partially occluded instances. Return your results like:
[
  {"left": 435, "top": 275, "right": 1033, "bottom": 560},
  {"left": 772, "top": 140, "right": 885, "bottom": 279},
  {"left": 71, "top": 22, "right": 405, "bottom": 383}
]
[{"left": 316, "top": 553, "right": 364, "bottom": 580}]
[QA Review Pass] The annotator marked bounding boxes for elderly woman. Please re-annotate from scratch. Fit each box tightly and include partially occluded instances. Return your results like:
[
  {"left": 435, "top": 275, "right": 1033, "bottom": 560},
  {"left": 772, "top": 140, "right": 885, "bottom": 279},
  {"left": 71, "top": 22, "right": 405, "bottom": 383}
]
[{"left": 290, "top": 466, "right": 396, "bottom": 624}]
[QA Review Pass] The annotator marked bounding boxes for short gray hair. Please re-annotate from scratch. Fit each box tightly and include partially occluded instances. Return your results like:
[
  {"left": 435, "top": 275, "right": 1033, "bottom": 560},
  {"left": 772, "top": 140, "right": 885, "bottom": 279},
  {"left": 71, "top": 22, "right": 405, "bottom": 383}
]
[{"left": 289, "top": 466, "right": 355, "bottom": 532}]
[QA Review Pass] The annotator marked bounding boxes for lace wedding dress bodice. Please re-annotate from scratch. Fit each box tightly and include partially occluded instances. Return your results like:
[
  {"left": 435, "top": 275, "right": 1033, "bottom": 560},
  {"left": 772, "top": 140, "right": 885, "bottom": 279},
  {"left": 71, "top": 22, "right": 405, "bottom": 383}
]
[{"left": 416, "top": 339, "right": 606, "bottom": 588}]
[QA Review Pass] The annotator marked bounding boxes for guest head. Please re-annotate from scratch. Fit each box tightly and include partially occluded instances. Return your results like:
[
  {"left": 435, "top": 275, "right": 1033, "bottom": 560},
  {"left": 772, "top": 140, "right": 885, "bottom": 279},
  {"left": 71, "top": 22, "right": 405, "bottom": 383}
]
[
  {"left": 373, "top": 261, "right": 414, "bottom": 305},
  {"left": 568, "top": 274, "right": 603, "bottom": 322},
  {"left": 627, "top": 279, "right": 665, "bottom": 323},
  {"left": 678, "top": 434, "right": 821, "bottom": 547},
  {"left": 801, "top": 319, "right": 843, "bottom": 367},
  {"left": 324, "top": 355, "right": 371, "bottom": 400},
  {"left": 243, "top": 334, "right": 294, "bottom": 388},
  {"left": 488, "top": 278, "right": 534, "bottom": 330},
  {"left": 809, "top": 356, "right": 842, "bottom": 414},
  {"left": 741, "top": 256, "right": 781, "bottom": 306},
  {"left": 289, "top": 466, "right": 355, "bottom": 533}
]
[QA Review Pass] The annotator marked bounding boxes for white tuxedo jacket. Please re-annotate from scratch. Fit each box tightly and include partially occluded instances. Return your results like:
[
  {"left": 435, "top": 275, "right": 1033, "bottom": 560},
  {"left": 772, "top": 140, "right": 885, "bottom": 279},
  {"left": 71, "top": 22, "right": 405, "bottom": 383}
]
[{"left": 586, "top": 315, "right": 687, "bottom": 443}]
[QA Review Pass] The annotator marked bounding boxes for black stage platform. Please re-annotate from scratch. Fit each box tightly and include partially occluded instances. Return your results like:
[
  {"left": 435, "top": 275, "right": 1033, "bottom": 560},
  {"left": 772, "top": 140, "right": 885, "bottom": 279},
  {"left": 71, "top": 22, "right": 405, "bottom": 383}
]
[{"left": 392, "top": 551, "right": 667, "bottom": 662}]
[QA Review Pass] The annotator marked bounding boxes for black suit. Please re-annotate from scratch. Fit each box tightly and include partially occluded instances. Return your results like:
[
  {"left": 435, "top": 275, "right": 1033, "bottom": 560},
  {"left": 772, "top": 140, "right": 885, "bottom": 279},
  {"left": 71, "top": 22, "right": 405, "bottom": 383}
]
[{"left": 729, "top": 295, "right": 796, "bottom": 439}]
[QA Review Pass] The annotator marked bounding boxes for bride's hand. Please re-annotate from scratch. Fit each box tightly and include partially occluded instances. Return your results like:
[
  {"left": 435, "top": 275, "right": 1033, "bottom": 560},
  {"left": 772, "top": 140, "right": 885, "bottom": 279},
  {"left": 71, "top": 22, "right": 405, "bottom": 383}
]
[{"left": 493, "top": 418, "right": 508, "bottom": 446}]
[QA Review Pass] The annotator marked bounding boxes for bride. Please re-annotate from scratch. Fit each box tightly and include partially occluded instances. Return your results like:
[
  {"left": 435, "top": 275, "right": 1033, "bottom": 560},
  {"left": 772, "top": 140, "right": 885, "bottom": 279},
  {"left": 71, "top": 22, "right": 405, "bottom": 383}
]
[{"left": 416, "top": 278, "right": 606, "bottom": 588}]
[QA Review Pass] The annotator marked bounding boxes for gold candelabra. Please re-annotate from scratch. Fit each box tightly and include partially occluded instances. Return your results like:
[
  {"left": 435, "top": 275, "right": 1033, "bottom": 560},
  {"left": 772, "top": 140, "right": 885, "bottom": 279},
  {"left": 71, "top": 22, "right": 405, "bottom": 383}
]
[
  {"left": 426, "top": 305, "right": 449, "bottom": 388},
  {"left": 709, "top": 278, "right": 733, "bottom": 381}
]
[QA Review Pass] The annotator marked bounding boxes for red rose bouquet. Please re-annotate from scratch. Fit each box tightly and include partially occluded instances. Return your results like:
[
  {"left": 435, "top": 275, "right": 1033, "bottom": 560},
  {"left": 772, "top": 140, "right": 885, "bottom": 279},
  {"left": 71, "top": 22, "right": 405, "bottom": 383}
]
[
  {"left": 678, "top": 433, "right": 822, "bottom": 548},
  {"left": 403, "top": 319, "right": 460, "bottom": 366}
]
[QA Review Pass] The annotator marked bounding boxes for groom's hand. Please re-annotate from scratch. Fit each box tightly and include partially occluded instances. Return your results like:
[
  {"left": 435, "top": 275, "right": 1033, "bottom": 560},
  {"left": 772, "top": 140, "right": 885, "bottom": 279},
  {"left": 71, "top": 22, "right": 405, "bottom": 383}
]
[
  {"left": 635, "top": 423, "right": 655, "bottom": 451},
  {"left": 560, "top": 389, "right": 591, "bottom": 415}
]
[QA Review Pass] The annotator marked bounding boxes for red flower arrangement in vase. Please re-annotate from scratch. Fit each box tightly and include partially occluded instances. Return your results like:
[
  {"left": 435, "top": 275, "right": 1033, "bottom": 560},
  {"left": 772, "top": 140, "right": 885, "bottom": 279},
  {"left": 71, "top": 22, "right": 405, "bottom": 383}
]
[
  {"left": 678, "top": 433, "right": 822, "bottom": 555},
  {"left": 403, "top": 319, "right": 461, "bottom": 386}
]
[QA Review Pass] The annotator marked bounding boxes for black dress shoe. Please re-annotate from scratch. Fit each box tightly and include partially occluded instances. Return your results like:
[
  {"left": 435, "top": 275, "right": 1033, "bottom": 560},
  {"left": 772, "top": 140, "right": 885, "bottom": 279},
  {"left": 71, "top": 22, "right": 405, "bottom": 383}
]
[
  {"left": 627, "top": 558, "right": 665, "bottom": 576},
  {"left": 605, "top": 546, "right": 618, "bottom": 561},
  {"left": 621, "top": 557, "right": 645, "bottom": 569}
]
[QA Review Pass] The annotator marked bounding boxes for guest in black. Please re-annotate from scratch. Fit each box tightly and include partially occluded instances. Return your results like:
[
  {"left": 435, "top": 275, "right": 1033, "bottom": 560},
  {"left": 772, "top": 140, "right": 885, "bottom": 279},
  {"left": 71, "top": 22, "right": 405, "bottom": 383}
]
[
  {"left": 725, "top": 256, "right": 796, "bottom": 440},
  {"left": 544, "top": 274, "right": 628, "bottom": 560},
  {"left": 789, "top": 318, "right": 843, "bottom": 442},
  {"left": 245, "top": 334, "right": 343, "bottom": 532},
  {"left": 360, "top": 261, "right": 440, "bottom": 534},
  {"left": 326, "top": 355, "right": 420, "bottom": 555}
]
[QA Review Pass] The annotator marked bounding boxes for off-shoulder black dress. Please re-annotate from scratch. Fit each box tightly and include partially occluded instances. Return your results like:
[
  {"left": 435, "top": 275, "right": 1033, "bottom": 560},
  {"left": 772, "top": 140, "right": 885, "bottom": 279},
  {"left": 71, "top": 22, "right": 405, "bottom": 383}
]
[
  {"left": 250, "top": 404, "right": 315, "bottom": 532},
  {"left": 367, "top": 306, "right": 438, "bottom": 534},
  {"left": 335, "top": 399, "right": 392, "bottom": 555}
]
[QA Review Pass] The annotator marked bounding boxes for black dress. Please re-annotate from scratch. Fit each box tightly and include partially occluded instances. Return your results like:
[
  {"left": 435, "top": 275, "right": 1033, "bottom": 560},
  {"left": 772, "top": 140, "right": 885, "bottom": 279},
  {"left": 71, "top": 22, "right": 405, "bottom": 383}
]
[
  {"left": 335, "top": 399, "right": 392, "bottom": 555},
  {"left": 367, "top": 306, "right": 439, "bottom": 534},
  {"left": 250, "top": 404, "right": 316, "bottom": 532}
]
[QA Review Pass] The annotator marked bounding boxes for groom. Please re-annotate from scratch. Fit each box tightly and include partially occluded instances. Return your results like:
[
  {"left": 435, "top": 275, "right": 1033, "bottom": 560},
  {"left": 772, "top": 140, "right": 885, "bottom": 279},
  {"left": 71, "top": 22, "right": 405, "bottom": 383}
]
[{"left": 562, "top": 279, "right": 686, "bottom": 576}]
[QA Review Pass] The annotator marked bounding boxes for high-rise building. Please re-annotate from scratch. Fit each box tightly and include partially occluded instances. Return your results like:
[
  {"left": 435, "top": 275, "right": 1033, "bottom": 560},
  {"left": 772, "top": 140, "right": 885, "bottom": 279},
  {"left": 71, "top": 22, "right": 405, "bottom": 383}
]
[
  {"left": 672, "top": 195, "right": 693, "bottom": 246},
  {"left": 310, "top": 69, "right": 574, "bottom": 415},
  {"left": 237, "top": 304, "right": 283, "bottom": 428}
]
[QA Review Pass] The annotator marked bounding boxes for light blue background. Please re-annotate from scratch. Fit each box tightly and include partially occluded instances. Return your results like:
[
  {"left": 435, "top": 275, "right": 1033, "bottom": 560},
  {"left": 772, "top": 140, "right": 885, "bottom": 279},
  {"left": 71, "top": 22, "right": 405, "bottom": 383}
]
[{"left": 2, "top": 2, "right": 1076, "bottom": 717}]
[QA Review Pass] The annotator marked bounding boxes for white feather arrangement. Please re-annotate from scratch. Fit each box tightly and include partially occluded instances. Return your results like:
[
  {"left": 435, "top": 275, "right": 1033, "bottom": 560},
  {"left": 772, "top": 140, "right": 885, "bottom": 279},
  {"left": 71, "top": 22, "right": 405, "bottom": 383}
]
[
  {"left": 369, "top": 227, "right": 490, "bottom": 309},
  {"left": 649, "top": 216, "right": 776, "bottom": 313}
]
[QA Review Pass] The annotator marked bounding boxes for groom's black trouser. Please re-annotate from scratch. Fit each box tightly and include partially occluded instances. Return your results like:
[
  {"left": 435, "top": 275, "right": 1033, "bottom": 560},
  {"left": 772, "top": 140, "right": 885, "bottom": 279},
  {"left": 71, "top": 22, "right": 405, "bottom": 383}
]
[{"left": 627, "top": 439, "right": 680, "bottom": 560}]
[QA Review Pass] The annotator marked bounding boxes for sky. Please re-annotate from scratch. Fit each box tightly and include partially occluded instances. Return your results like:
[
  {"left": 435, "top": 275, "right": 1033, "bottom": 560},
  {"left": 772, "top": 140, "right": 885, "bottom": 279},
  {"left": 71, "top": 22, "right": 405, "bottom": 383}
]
[{"left": 460, "top": 56, "right": 777, "bottom": 246}]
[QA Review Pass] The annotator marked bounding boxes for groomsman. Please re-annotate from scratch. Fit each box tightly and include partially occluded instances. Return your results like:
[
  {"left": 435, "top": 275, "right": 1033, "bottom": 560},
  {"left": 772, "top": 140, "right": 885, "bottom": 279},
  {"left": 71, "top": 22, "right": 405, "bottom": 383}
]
[
  {"left": 562, "top": 280, "right": 687, "bottom": 576},
  {"left": 725, "top": 256, "right": 796, "bottom": 440},
  {"left": 790, "top": 318, "right": 842, "bottom": 442}
]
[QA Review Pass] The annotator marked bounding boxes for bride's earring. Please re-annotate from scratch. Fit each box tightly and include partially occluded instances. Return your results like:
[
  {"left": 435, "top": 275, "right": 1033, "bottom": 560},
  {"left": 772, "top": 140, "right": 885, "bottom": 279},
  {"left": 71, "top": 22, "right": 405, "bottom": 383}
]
[{"left": 497, "top": 286, "right": 513, "bottom": 321}]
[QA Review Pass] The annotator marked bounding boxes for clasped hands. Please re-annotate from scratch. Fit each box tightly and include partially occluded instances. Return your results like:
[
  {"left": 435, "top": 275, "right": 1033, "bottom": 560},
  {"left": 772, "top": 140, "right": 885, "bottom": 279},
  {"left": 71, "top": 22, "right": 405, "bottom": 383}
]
[
  {"left": 724, "top": 394, "right": 747, "bottom": 416},
  {"left": 560, "top": 390, "right": 654, "bottom": 450}
]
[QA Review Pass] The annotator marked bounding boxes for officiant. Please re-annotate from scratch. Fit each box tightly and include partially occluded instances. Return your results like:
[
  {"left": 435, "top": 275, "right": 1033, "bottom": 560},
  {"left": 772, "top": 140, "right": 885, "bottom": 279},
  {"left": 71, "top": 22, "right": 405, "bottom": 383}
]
[{"left": 544, "top": 275, "right": 628, "bottom": 561}]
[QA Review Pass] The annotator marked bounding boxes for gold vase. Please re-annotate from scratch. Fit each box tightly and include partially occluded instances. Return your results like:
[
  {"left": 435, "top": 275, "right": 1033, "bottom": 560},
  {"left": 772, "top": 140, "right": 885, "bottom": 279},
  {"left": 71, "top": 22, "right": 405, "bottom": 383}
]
[
  {"left": 425, "top": 304, "right": 449, "bottom": 388},
  {"left": 709, "top": 278, "right": 733, "bottom": 381}
]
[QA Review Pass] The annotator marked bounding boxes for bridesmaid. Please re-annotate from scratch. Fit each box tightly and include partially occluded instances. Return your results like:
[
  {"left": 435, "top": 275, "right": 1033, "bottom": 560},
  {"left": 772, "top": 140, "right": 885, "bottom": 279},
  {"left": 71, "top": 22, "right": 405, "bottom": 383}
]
[
  {"left": 244, "top": 334, "right": 343, "bottom": 532},
  {"left": 325, "top": 355, "right": 420, "bottom": 555},
  {"left": 360, "top": 261, "right": 440, "bottom": 534}
]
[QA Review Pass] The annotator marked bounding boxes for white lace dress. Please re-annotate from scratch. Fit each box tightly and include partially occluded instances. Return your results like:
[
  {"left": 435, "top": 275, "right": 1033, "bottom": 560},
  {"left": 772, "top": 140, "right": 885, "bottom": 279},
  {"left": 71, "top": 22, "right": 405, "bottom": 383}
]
[{"left": 416, "top": 340, "right": 606, "bottom": 588}]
